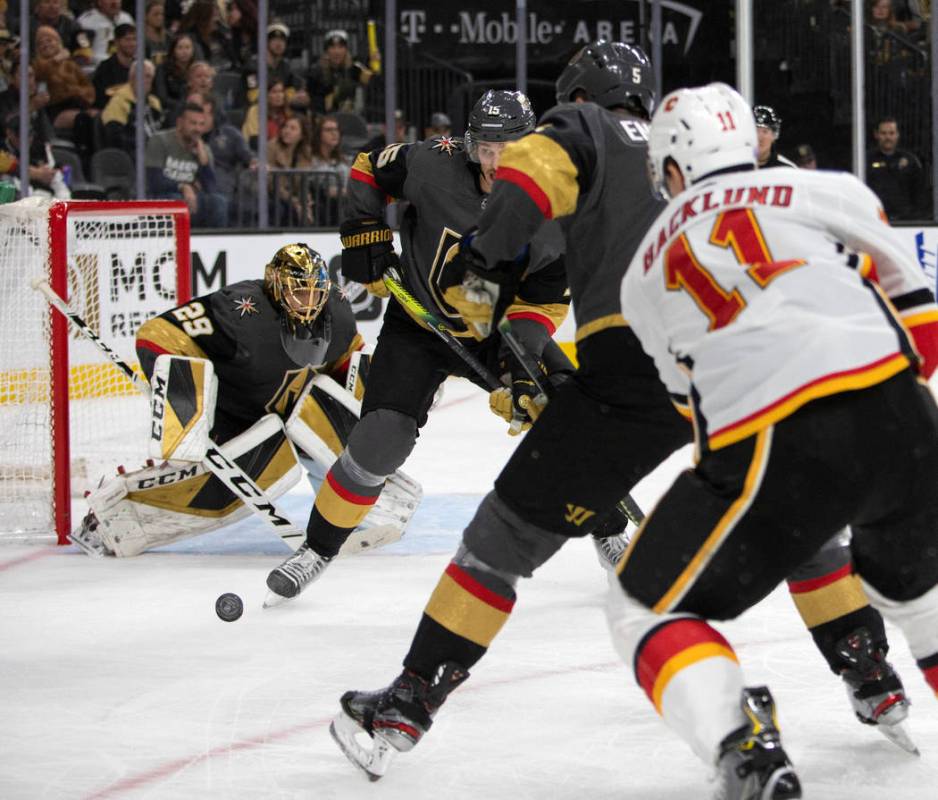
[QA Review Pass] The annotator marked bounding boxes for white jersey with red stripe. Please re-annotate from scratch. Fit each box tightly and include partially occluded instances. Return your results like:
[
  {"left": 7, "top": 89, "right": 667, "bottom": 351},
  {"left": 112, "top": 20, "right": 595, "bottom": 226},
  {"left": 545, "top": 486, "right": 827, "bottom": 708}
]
[{"left": 622, "top": 167, "right": 938, "bottom": 451}]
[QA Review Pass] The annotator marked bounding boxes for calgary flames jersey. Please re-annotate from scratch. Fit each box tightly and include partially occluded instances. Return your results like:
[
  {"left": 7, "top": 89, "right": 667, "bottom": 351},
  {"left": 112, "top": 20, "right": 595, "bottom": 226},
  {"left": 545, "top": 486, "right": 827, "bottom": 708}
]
[
  {"left": 622, "top": 168, "right": 938, "bottom": 451},
  {"left": 347, "top": 136, "right": 569, "bottom": 339},
  {"left": 136, "top": 279, "right": 363, "bottom": 436}
]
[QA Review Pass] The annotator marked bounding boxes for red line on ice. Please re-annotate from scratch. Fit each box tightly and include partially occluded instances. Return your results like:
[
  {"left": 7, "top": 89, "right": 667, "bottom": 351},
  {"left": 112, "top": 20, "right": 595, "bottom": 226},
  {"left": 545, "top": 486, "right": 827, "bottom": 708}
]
[
  {"left": 80, "top": 660, "right": 622, "bottom": 798},
  {"left": 0, "top": 547, "right": 58, "bottom": 572}
]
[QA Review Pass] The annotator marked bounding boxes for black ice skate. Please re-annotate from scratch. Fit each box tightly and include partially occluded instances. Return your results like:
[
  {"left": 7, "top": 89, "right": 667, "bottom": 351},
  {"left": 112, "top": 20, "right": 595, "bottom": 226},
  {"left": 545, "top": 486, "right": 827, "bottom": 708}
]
[
  {"left": 330, "top": 662, "right": 468, "bottom": 781},
  {"left": 263, "top": 543, "right": 331, "bottom": 607},
  {"left": 715, "top": 686, "right": 801, "bottom": 800},
  {"left": 836, "top": 626, "right": 919, "bottom": 755}
]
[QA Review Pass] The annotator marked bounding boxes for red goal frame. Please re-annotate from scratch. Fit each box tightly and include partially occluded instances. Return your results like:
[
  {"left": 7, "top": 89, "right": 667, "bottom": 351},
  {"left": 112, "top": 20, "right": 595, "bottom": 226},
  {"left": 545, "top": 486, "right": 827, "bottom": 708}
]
[{"left": 47, "top": 201, "right": 191, "bottom": 543}]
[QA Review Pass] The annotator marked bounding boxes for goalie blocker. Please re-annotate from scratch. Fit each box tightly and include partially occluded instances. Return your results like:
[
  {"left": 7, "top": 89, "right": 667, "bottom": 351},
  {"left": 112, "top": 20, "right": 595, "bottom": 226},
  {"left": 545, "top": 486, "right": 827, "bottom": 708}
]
[{"left": 72, "top": 358, "right": 421, "bottom": 558}]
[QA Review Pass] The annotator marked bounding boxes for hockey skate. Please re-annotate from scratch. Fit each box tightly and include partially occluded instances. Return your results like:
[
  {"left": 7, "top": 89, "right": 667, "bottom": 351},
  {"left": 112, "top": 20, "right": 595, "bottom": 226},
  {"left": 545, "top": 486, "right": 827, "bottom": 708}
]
[
  {"left": 69, "top": 512, "right": 112, "bottom": 558},
  {"left": 593, "top": 533, "right": 629, "bottom": 570},
  {"left": 837, "top": 627, "right": 918, "bottom": 755},
  {"left": 330, "top": 662, "right": 469, "bottom": 781},
  {"left": 263, "top": 543, "right": 331, "bottom": 607},
  {"left": 715, "top": 686, "right": 801, "bottom": 800}
]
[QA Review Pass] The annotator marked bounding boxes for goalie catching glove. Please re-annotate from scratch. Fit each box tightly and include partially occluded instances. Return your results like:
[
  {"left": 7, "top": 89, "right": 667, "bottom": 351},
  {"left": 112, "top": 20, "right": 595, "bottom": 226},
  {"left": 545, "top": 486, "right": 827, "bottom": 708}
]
[{"left": 340, "top": 218, "right": 400, "bottom": 289}]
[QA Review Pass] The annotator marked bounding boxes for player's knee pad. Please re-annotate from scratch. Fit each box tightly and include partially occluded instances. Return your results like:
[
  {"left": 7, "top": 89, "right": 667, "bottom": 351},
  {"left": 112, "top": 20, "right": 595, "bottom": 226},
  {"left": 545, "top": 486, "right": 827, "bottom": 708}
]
[
  {"left": 79, "top": 415, "right": 301, "bottom": 557},
  {"left": 345, "top": 408, "right": 418, "bottom": 477},
  {"left": 462, "top": 491, "right": 567, "bottom": 578},
  {"left": 861, "top": 579, "right": 938, "bottom": 661},
  {"left": 148, "top": 354, "right": 217, "bottom": 462},
  {"left": 285, "top": 373, "right": 362, "bottom": 470}
]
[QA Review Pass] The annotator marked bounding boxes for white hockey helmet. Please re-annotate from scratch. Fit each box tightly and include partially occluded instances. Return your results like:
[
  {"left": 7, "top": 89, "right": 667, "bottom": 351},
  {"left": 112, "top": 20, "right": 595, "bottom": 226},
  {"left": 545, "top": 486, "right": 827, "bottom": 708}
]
[{"left": 647, "top": 82, "right": 757, "bottom": 198}]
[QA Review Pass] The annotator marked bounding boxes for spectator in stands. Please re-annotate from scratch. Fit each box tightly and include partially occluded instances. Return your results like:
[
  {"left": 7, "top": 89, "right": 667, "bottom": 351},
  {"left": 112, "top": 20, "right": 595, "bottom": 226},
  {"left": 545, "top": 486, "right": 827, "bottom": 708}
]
[
  {"left": 306, "top": 28, "right": 372, "bottom": 115},
  {"left": 240, "top": 21, "right": 307, "bottom": 109},
  {"left": 145, "top": 100, "right": 227, "bottom": 227},
  {"left": 226, "top": 0, "right": 256, "bottom": 69},
  {"left": 794, "top": 143, "right": 818, "bottom": 169},
  {"left": 92, "top": 21, "right": 135, "bottom": 108},
  {"left": 162, "top": 59, "right": 225, "bottom": 126},
  {"left": 33, "top": 24, "right": 95, "bottom": 131},
  {"left": 425, "top": 111, "right": 451, "bottom": 138},
  {"left": 29, "top": 0, "right": 92, "bottom": 68},
  {"left": 200, "top": 93, "right": 254, "bottom": 223},
  {"left": 78, "top": 0, "right": 134, "bottom": 68},
  {"left": 154, "top": 32, "right": 195, "bottom": 111},
  {"left": 144, "top": 0, "right": 169, "bottom": 64},
  {"left": 101, "top": 58, "right": 162, "bottom": 153},
  {"left": 0, "top": 62, "right": 54, "bottom": 145},
  {"left": 242, "top": 77, "right": 288, "bottom": 148},
  {"left": 267, "top": 114, "right": 313, "bottom": 225},
  {"left": 866, "top": 115, "right": 929, "bottom": 220},
  {"left": 0, "top": 30, "right": 17, "bottom": 91},
  {"left": 178, "top": 0, "right": 232, "bottom": 71},
  {"left": 0, "top": 112, "right": 70, "bottom": 198},
  {"left": 309, "top": 113, "right": 349, "bottom": 226}
]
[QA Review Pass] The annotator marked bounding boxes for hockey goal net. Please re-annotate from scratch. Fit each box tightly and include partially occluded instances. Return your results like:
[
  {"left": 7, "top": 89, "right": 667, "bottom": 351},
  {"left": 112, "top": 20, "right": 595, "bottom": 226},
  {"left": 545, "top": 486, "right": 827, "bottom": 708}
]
[{"left": 0, "top": 198, "right": 190, "bottom": 544}]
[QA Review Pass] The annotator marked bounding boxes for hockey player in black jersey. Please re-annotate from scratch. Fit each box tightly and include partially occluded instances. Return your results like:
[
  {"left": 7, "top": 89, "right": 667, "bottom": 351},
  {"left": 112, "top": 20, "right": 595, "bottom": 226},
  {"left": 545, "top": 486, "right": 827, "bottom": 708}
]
[
  {"left": 71, "top": 244, "right": 419, "bottom": 558},
  {"left": 754, "top": 105, "right": 796, "bottom": 168},
  {"left": 330, "top": 42, "right": 914, "bottom": 789},
  {"left": 263, "top": 89, "right": 608, "bottom": 606}
]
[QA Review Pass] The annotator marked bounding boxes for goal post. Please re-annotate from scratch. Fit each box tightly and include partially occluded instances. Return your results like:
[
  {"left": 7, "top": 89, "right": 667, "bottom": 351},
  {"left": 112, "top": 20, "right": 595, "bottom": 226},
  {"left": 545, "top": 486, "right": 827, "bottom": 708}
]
[{"left": 0, "top": 198, "right": 191, "bottom": 544}]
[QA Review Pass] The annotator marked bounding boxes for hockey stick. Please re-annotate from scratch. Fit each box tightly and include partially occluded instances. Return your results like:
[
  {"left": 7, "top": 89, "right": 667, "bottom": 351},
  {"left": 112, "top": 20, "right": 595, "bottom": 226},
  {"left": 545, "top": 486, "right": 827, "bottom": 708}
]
[
  {"left": 32, "top": 278, "right": 307, "bottom": 547},
  {"left": 495, "top": 316, "right": 646, "bottom": 527},
  {"left": 382, "top": 266, "right": 503, "bottom": 391}
]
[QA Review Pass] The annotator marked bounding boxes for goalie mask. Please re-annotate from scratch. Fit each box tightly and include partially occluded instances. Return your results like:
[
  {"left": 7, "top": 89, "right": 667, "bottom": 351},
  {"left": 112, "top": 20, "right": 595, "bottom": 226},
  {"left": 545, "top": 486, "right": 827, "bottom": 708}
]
[
  {"left": 464, "top": 89, "right": 536, "bottom": 162},
  {"left": 264, "top": 244, "right": 332, "bottom": 331},
  {"left": 555, "top": 40, "right": 656, "bottom": 119},
  {"left": 647, "top": 83, "right": 757, "bottom": 199}
]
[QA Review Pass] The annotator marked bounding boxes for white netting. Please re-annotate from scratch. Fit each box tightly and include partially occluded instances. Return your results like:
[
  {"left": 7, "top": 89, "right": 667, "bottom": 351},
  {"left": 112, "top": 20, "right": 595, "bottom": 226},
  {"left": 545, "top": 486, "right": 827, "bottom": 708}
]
[{"left": 0, "top": 198, "right": 185, "bottom": 541}]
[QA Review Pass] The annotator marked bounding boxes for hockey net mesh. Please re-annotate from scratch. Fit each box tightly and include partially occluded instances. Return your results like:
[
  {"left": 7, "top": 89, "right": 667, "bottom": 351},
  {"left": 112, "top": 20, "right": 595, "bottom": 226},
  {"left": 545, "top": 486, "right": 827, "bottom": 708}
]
[{"left": 0, "top": 198, "right": 185, "bottom": 541}]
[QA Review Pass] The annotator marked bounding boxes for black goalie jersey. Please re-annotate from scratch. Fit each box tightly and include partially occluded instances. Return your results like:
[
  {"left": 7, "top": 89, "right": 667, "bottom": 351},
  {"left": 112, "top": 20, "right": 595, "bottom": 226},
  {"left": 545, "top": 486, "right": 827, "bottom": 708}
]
[
  {"left": 347, "top": 136, "right": 569, "bottom": 340},
  {"left": 136, "top": 279, "right": 363, "bottom": 440}
]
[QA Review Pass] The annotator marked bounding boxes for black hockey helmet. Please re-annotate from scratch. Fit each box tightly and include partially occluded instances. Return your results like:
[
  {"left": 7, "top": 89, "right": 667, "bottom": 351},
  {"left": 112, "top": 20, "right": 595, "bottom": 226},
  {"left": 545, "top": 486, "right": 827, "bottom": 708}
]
[
  {"left": 464, "top": 89, "right": 536, "bottom": 162},
  {"left": 555, "top": 40, "right": 656, "bottom": 117},
  {"left": 264, "top": 243, "right": 331, "bottom": 330},
  {"left": 753, "top": 105, "right": 781, "bottom": 135}
]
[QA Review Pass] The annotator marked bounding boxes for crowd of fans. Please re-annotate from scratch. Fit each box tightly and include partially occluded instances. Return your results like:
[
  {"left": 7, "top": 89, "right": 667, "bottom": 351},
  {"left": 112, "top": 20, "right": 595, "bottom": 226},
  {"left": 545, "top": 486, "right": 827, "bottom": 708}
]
[{"left": 0, "top": 0, "right": 382, "bottom": 227}]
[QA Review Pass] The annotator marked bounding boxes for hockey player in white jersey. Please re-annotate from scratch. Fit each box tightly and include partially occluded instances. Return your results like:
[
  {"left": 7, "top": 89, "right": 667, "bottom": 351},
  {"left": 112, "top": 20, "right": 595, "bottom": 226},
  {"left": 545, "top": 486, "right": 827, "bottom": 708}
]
[{"left": 608, "top": 83, "right": 938, "bottom": 800}]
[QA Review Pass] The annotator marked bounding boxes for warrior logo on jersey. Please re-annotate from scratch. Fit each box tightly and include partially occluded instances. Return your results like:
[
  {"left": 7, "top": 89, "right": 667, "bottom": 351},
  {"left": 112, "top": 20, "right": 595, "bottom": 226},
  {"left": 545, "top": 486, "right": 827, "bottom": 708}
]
[
  {"left": 432, "top": 136, "right": 459, "bottom": 156},
  {"left": 234, "top": 296, "right": 259, "bottom": 317}
]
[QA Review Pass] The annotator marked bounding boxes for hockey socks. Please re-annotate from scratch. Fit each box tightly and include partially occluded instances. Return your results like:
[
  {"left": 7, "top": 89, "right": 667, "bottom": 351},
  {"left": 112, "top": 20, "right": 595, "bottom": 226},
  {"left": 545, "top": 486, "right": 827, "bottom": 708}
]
[
  {"left": 404, "top": 560, "right": 517, "bottom": 678},
  {"left": 307, "top": 455, "right": 383, "bottom": 558}
]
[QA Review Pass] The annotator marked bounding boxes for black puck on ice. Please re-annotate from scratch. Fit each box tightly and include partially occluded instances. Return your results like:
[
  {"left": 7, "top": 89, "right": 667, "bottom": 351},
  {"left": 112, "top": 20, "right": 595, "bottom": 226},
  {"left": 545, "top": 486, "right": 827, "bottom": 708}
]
[{"left": 215, "top": 592, "right": 243, "bottom": 622}]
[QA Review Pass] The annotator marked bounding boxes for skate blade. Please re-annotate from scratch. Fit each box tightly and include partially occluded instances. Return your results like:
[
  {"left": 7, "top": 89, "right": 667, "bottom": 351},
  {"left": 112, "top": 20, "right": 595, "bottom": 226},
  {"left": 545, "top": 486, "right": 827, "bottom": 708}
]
[
  {"left": 262, "top": 589, "right": 292, "bottom": 609},
  {"left": 330, "top": 710, "right": 396, "bottom": 781},
  {"left": 876, "top": 719, "right": 920, "bottom": 756}
]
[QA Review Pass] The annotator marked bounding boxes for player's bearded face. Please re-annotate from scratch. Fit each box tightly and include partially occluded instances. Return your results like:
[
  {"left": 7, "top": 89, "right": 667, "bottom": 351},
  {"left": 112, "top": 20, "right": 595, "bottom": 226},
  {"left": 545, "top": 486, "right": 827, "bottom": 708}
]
[{"left": 477, "top": 142, "right": 507, "bottom": 193}]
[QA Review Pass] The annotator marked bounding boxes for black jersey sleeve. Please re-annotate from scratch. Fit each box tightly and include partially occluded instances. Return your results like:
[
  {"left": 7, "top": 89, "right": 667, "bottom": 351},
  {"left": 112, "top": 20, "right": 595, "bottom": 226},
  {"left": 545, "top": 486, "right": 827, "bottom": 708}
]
[
  {"left": 346, "top": 141, "right": 416, "bottom": 217},
  {"left": 135, "top": 292, "right": 239, "bottom": 381},
  {"left": 471, "top": 107, "right": 597, "bottom": 268}
]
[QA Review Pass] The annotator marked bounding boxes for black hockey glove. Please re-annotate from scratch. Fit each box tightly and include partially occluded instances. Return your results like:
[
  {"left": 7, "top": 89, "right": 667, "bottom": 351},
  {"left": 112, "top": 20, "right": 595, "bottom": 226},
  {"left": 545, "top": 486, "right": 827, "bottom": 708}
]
[{"left": 339, "top": 218, "right": 400, "bottom": 285}]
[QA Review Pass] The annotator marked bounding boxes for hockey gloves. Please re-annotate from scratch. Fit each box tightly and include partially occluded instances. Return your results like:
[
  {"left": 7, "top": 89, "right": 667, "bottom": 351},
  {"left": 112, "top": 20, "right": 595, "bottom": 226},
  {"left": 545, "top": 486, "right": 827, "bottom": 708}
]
[
  {"left": 441, "top": 229, "right": 525, "bottom": 341},
  {"left": 489, "top": 379, "right": 547, "bottom": 435},
  {"left": 339, "top": 218, "right": 400, "bottom": 287}
]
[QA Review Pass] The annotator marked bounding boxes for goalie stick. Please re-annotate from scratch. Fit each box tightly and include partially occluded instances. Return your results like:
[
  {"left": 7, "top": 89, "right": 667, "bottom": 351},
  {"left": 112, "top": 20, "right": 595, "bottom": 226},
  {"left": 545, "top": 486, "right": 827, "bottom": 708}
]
[{"left": 33, "top": 278, "right": 309, "bottom": 548}]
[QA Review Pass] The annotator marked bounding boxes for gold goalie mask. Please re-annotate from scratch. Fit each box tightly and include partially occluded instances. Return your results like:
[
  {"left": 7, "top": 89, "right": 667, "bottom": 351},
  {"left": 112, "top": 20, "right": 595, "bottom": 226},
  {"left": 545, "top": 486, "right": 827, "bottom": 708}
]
[{"left": 264, "top": 244, "right": 332, "bottom": 330}]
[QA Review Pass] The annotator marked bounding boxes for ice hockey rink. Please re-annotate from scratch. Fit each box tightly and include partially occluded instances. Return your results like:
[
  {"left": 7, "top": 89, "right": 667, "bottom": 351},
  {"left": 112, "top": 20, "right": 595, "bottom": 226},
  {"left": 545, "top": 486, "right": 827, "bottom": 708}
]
[{"left": 3, "top": 376, "right": 938, "bottom": 799}]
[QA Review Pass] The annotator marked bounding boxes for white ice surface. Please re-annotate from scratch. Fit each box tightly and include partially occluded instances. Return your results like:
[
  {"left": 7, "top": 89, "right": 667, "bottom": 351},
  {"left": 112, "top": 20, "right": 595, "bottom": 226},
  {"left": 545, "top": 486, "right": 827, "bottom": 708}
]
[{"left": 2, "top": 376, "right": 937, "bottom": 799}]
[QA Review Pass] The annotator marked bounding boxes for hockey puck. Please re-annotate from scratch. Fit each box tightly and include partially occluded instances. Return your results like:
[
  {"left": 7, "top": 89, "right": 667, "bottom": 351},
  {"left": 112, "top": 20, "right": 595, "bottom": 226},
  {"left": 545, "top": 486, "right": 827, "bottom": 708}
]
[{"left": 215, "top": 593, "right": 243, "bottom": 622}]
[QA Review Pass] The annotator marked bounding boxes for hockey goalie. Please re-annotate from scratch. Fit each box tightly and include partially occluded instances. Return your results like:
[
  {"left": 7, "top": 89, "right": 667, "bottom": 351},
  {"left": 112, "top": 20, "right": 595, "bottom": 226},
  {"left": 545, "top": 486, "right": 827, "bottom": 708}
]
[{"left": 72, "top": 243, "right": 421, "bottom": 558}]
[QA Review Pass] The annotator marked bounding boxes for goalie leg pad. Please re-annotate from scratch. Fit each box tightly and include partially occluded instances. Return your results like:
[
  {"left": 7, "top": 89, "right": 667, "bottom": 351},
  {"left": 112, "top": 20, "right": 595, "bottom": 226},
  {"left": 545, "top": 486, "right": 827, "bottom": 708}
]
[
  {"left": 285, "top": 373, "right": 362, "bottom": 469},
  {"left": 148, "top": 355, "right": 218, "bottom": 462},
  {"left": 84, "top": 415, "right": 301, "bottom": 556}
]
